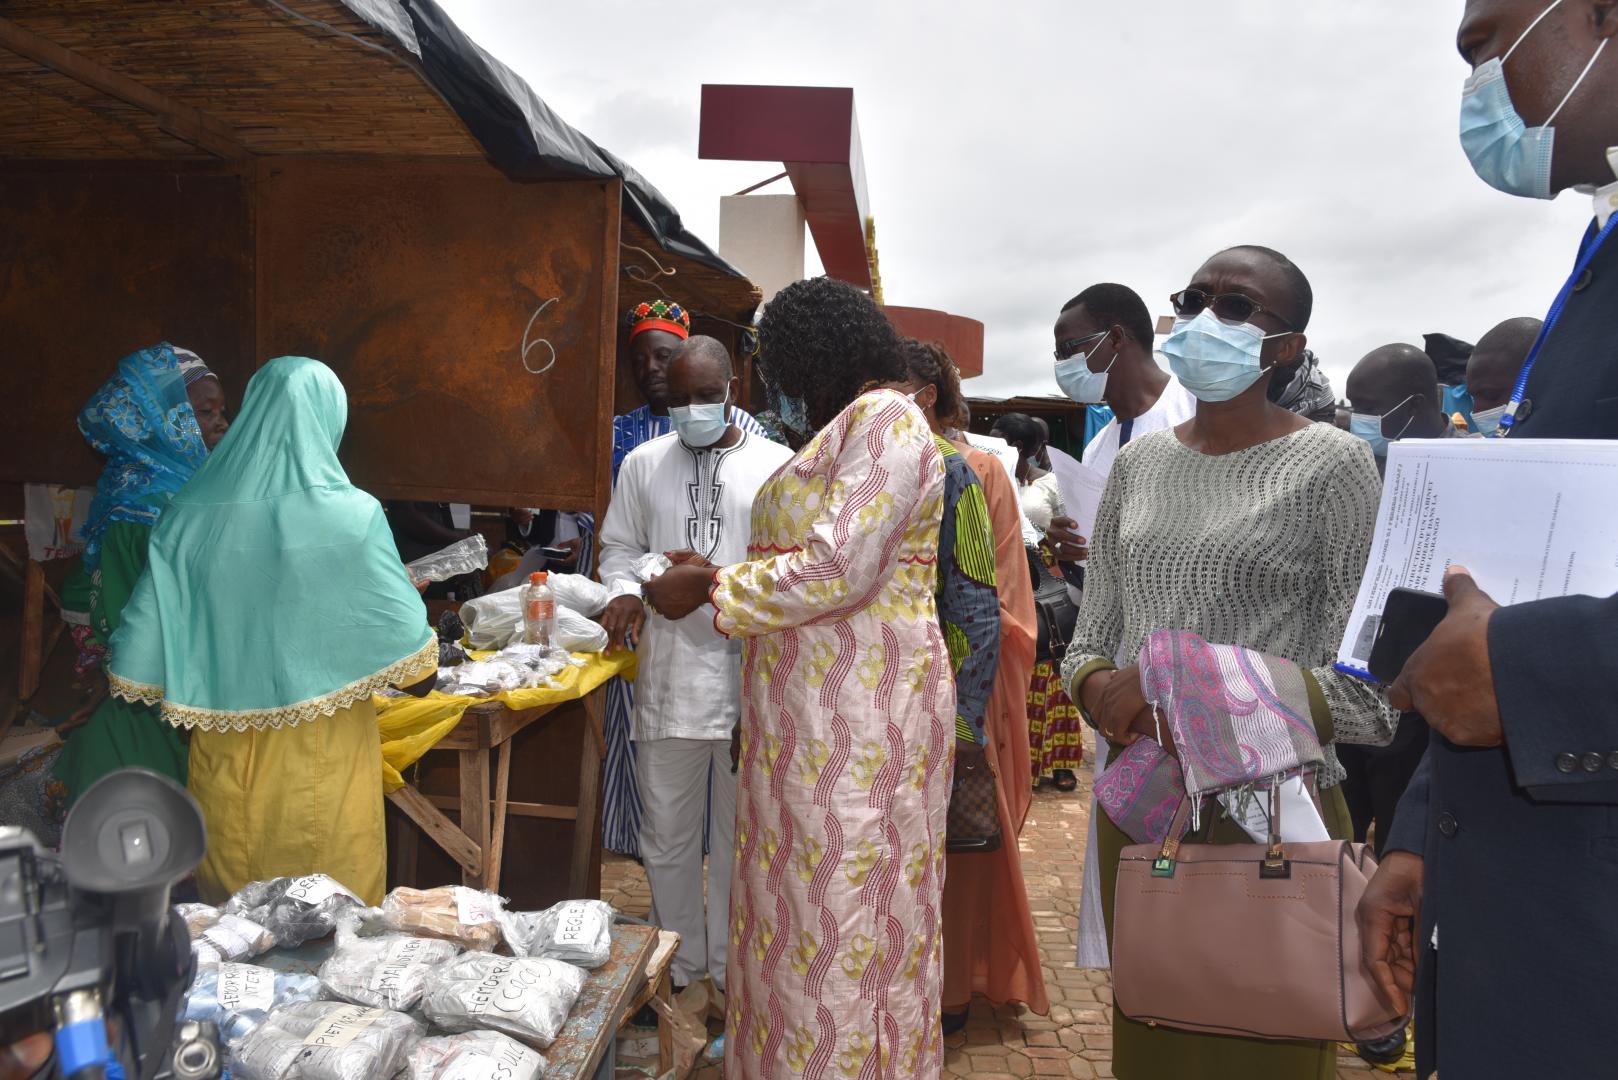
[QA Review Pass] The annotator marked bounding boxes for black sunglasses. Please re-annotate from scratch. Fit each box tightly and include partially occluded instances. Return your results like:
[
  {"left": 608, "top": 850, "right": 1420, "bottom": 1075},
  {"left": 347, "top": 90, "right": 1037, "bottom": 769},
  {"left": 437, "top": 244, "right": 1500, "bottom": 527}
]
[
  {"left": 1053, "top": 330, "right": 1108, "bottom": 361},
  {"left": 1169, "top": 288, "right": 1294, "bottom": 330}
]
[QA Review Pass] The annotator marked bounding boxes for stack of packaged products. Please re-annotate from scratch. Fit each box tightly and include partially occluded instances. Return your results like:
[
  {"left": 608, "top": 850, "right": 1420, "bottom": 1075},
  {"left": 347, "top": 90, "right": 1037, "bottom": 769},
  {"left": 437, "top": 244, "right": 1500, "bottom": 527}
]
[{"left": 178, "top": 876, "right": 618, "bottom": 1079}]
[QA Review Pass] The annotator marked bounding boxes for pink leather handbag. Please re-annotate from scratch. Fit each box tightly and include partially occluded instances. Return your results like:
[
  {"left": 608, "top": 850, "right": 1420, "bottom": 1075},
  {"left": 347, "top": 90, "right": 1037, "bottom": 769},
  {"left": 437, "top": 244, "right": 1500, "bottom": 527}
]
[{"left": 1111, "top": 787, "right": 1409, "bottom": 1043}]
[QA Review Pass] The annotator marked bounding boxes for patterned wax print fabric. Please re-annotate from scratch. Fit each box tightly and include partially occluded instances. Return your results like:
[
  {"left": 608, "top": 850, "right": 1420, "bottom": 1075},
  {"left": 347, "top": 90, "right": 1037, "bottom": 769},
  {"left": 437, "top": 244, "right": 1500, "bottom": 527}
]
[
  {"left": 932, "top": 435, "right": 999, "bottom": 744},
  {"left": 1028, "top": 660, "right": 1084, "bottom": 781},
  {"left": 597, "top": 402, "right": 769, "bottom": 858},
  {"left": 710, "top": 389, "right": 954, "bottom": 1080},
  {"left": 77, "top": 343, "right": 208, "bottom": 573},
  {"left": 942, "top": 443, "right": 1048, "bottom": 1016}
]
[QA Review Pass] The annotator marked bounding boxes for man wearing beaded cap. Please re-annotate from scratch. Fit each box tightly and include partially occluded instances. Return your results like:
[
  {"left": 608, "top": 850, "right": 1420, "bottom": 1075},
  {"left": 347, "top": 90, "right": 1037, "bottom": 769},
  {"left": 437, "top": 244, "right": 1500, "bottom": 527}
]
[{"left": 593, "top": 299, "right": 767, "bottom": 858}]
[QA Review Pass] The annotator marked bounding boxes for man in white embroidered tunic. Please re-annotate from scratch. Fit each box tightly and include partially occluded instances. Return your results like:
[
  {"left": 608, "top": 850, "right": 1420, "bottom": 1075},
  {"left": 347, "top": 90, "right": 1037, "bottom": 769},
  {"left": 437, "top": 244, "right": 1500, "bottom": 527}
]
[{"left": 598, "top": 336, "right": 791, "bottom": 991}]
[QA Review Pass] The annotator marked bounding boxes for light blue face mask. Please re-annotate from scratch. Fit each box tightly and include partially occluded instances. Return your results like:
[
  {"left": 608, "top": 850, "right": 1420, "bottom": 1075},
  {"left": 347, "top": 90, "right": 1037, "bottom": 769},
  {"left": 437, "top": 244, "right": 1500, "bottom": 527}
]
[
  {"left": 1469, "top": 402, "right": 1508, "bottom": 436},
  {"left": 1161, "top": 310, "right": 1290, "bottom": 403},
  {"left": 1349, "top": 413, "right": 1391, "bottom": 458},
  {"left": 1053, "top": 333, "right": 1115, "bottom": 404},
  {"left": 767, "top": 381, "right": 810, "bottom": 436},
  {"left": 670, "top": 391, "right": 730, "bottom": 448},
  {"left": 1349, "top": 394, "right": 1415, "bottom": 458},
  {"left": 1460, "top": 0, "right": 1611, "bottom": 200}
]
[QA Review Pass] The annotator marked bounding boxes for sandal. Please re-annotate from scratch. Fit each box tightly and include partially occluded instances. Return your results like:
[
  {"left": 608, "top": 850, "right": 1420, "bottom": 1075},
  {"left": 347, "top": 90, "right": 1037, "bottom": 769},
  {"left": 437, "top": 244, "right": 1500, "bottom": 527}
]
[{"left": 1053, "top": 769, "right": 1079, "bottom": 792}]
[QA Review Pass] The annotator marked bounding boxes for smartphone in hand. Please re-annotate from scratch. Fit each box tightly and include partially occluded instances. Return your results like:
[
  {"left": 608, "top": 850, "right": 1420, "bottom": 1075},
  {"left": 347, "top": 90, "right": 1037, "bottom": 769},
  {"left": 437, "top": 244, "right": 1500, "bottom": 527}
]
[{"left": 1367, "top": 587, "right": 1449, "bottom": 684}]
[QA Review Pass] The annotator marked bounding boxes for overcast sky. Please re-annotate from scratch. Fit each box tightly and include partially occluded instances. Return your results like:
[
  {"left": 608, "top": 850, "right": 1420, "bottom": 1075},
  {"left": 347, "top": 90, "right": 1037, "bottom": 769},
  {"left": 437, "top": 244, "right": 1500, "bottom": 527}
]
[{"left": 436, "top": 0, "right": 1596, "bottom": 400}]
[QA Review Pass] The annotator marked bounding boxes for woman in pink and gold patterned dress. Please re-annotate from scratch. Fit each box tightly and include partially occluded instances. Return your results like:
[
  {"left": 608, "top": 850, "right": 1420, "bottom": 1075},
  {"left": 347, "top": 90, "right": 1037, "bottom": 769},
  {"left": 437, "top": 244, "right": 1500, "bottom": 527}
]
[{"left": 645, "top": 277, "right": 954, "bottom": 1080}]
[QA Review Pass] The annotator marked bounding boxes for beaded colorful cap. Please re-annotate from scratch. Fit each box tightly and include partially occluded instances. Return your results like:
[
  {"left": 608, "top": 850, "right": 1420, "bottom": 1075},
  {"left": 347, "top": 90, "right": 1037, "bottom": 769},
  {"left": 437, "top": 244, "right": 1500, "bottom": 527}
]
[{"left": 625, "top": 299, "right": 691, "bottom": 341}]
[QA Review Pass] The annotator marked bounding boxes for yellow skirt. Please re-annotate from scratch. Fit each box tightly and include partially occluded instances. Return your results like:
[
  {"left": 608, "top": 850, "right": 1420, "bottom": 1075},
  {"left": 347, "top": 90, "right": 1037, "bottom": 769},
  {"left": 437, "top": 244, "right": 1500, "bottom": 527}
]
[{"left": 189, "top": 698, "right": 386, "bottom": 905}]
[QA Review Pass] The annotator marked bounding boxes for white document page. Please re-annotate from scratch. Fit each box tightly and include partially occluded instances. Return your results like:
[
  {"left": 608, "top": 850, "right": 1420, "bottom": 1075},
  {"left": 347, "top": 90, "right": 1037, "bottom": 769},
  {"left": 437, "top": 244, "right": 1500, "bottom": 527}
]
[
  {"left": 965, "top": 432, "right": 1041, "bottom": 545},
  {"left": 1046, "top": 447, "right": 1108, "bottom": 557},
  {"left": 1336, "top": 438, "right": 1618, "bottom": 677}
]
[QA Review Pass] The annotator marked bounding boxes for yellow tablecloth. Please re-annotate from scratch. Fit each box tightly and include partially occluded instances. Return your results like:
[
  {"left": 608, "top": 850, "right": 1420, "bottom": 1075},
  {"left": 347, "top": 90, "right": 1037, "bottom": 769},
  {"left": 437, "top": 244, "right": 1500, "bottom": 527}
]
[{"left": 375, "top": 650, "right": 636, "bottom": 793}]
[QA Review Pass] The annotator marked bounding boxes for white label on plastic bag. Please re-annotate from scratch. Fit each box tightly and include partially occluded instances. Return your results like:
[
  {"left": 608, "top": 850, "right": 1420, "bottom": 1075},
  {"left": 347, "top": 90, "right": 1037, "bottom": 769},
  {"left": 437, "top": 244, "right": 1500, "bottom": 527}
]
[
  {"left": 553, "top": 902, "right": 603, "bottom": 949},
  {"left": 283, "top": 875, "right": 359, "bottom": 906},
  {"left": 441, "top": 1044, "right": 543, "bottom": 1080},
  {"left": 302, "top": 1004, "right": 384, "bottom": 1048},
  {"left": 201, "top": 915, "right": 265, "bottom": 960},
  {"left": 369, "top": 937, "right": 434, "bottom": 995},
  {"left": 455, "top": 887, "right": 497, "bottom": 926},
  {"left": 216, "top": 963, "right": 275, "bottom": 1013}
]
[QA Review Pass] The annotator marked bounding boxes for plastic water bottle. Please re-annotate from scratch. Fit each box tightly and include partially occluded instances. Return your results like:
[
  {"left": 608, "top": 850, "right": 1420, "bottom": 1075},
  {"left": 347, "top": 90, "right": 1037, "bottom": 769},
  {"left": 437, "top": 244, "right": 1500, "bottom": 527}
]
[{"left": 522, "top": 571, "right": 555, "bottom": 646}]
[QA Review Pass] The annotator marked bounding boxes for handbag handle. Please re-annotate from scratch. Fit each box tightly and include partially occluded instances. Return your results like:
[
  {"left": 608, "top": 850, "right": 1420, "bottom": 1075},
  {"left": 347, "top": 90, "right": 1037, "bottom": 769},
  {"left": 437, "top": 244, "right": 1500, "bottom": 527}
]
[{"left": 1151, "top": 781, "right": 1292, "bottom": 880}]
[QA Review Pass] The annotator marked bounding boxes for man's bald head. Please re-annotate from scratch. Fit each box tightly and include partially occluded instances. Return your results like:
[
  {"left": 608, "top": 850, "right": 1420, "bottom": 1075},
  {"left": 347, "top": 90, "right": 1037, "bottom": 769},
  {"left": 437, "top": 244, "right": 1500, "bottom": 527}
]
[
  {"left": 1347, "top": 344, "right": 1450, "bottom": 441},
  {"left": 670, "top": 335, "right": 734, "bottom": 380},
  {"left": 1467, "top": 317, "right": 1541, "bottom": 412},
  {"left": 666, "top": 335, "right": 738, "bottom": 411}
]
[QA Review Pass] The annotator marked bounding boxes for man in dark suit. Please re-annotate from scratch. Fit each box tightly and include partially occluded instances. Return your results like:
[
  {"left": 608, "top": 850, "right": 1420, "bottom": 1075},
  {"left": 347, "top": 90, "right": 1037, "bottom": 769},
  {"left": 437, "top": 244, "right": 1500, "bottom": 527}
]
[{"left": 1357, "top": 2, "right": 1618, "bottom": 1077}]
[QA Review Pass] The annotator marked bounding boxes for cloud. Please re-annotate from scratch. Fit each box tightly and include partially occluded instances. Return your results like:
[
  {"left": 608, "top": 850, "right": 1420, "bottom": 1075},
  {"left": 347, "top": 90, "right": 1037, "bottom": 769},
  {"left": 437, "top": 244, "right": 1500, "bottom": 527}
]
[{"left": 435, "top": 0, "right": 1595, "bottom": 400}]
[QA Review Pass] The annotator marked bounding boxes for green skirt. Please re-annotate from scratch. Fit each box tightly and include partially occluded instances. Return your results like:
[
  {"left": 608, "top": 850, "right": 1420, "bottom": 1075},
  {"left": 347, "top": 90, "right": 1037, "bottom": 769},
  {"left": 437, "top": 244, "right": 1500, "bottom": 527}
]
[
  {"left": 53, "top": 694, "right": 187, "bottom": 805},
  {"left": 1097, "top": 785, "right": 1353, "bottom": 1080}
]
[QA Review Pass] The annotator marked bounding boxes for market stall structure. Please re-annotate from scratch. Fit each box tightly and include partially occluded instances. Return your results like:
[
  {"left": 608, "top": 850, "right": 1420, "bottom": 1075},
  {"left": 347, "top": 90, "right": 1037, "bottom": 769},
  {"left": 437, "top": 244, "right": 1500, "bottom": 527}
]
[{"left": 0, "top": 0, "right": 760, "bottom": 907}]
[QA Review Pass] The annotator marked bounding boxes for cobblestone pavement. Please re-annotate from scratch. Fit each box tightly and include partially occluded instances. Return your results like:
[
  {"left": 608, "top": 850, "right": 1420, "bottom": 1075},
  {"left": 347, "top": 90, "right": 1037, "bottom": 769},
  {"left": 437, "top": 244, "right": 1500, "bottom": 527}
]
[{"left": 602, "top": 772, "right": 1412, "bottom": 1079}]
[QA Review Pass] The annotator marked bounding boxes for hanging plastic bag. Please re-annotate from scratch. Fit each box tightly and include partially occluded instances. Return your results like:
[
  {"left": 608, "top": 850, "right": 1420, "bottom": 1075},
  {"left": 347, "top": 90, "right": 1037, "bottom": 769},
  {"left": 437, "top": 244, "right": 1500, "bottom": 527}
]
[
  {"left": 228, "top": 1000, "right": 422, "bottom": 1080},
  {"left": 406, "top": 535, "right": 490, "bottom": 586},
  {"left": 499, "top": 899, "right": 614, "bottom": 969},
  {"left": 379, "top": 886, "right": 505, "bottom": 952},
  {"left": 318, "top": 928, "right": 462, "bottom": 1012},
  {"left": 184, "top": 962, "right": 323, "bottom": 1044},
  {"left": 193, "top": 913, "right": 277, "bottom": 965},
  {"left": 223, "top": 875, "right": 365, "bottom": 948},
  {"left": 421, "top": 953, "right": 587, "bottom": 1048},
  {"left": 404, "top": 1031, "right": 546, "bottom": 1080}
]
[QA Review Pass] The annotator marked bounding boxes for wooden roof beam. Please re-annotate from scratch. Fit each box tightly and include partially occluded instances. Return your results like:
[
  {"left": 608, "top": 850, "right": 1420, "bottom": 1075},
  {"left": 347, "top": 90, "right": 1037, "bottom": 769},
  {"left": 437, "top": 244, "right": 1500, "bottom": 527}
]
[{"left": 0, "top": 17, "right": 249, "bottom": 159}]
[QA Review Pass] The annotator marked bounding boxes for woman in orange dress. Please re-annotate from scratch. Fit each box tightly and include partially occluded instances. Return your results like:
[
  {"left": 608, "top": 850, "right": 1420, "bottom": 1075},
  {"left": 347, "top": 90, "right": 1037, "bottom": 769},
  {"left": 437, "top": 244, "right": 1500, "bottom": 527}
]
[{"left": 926, "top": 350, "right": 1049, "bottom": 1027}]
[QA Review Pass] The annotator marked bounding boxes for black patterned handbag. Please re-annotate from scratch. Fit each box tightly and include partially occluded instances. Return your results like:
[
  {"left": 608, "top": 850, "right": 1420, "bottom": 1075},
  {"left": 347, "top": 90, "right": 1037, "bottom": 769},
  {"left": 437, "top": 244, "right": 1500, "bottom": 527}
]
[
  {"left": 947, "top": 743, "right": 1002, "bottom": 853},
  {"left": 1027, "top": 544, "right": 1079, "bottom": 662}
]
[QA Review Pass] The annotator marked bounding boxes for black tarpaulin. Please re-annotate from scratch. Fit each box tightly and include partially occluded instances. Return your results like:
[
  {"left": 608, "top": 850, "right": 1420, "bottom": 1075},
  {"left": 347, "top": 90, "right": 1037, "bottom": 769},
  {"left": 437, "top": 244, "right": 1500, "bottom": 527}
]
[{"left": 338, "top": 0, "right": 748, "bottom": 283}]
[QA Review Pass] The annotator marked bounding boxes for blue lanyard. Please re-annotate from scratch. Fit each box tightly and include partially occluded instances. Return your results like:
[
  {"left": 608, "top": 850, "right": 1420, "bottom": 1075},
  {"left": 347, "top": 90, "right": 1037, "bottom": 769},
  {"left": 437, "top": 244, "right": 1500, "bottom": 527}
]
[{"left": 1498, "top": 212, "right": 1618, "bottom": 436}]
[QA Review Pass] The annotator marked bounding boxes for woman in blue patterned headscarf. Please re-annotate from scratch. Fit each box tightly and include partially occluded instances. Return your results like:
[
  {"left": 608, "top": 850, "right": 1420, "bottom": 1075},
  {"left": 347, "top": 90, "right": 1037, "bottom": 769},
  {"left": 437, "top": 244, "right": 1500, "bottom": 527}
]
[{"left": 55, "top": 343, "right": 222, "bottom": 801}]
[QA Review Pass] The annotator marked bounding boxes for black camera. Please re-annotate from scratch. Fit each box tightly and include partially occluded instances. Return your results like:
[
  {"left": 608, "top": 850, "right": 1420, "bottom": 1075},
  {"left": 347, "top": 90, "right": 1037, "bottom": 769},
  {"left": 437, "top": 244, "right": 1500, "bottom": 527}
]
[{"left": 0, "top": 769, "right": 210, "bottom": 1079}]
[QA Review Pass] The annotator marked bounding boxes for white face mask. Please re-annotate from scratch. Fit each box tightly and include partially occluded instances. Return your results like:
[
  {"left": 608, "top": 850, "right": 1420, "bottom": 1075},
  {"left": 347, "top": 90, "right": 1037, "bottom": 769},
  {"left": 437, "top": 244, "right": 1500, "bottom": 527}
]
[{"left": 669, "top": 391, "right": 730, "bottom": 448}]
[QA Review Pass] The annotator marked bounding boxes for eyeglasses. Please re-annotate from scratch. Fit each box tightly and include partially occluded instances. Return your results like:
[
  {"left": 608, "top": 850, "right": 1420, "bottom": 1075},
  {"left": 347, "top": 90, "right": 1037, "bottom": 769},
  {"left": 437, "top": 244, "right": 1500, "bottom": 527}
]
[
  {"left": 1053, "top": 330, "right": 1108, "bottom": 361},
  {"left": 1169, "top": 288, "right": 1295, "bottom": 330}
]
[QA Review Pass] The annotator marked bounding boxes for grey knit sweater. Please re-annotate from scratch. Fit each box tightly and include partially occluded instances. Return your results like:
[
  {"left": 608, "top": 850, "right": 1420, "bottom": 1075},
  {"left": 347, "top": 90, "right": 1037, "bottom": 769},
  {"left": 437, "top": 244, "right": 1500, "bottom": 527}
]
[{"left": 1061, "top": 421, "right": 1398, "bottom": 784}]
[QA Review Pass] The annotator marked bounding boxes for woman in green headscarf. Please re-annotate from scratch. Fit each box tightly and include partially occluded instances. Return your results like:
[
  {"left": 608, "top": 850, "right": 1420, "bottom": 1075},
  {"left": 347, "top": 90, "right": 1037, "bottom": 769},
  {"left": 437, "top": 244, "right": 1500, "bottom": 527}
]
[
  {"left": 54, "top": 344, "right": 224, "bottom": 802},
  {"left": 107, "top": 356, "right": 436, "bottom": 904}
]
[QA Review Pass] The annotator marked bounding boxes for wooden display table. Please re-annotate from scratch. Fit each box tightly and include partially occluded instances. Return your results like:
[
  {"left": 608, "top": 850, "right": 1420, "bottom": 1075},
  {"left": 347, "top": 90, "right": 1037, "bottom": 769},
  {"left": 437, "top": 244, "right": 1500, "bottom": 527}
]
[
  {"left": 377, "top": 651, "right": 632, "bottom": 908},
  {"left": 386, "top": 691, "right": 607, "bottom": 900},
  {"left": 546, "top": 923, "right": 659, "bottom": 1080}
]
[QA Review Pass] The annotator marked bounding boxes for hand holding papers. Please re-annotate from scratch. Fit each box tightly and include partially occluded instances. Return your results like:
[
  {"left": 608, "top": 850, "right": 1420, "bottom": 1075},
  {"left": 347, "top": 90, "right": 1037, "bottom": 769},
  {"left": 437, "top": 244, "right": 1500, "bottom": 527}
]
[
  {"left": 1336, "top": 438, "right": 1618, "bottom": 679},
  {"left": 1046, "top": 447, "right": 1107, "bottom": 562}
]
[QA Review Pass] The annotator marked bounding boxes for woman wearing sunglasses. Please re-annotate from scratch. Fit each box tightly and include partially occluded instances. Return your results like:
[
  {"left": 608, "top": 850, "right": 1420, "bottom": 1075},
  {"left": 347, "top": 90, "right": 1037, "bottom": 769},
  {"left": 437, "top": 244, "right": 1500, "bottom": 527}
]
[{"left": 1062, "top": 245, "right": 1398, "bottom": 1079}]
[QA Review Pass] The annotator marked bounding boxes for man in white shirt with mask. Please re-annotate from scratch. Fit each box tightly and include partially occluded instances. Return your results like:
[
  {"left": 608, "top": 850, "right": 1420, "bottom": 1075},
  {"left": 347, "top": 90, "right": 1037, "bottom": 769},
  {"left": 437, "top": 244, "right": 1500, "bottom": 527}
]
[
  {"left": 1047, "top": 282, "right": 1198, "bottom": 970},
  {"left": 598, "top": 336, "right": 791, "bottom": 993}
]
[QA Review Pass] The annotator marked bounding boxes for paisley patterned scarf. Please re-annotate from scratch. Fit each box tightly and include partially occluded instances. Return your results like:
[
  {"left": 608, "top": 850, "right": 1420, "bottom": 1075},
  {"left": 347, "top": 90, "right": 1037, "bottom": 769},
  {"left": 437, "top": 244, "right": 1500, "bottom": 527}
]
[{"left": 1096, "top": 629, "right": 1324, "bottom": 843}]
